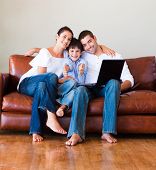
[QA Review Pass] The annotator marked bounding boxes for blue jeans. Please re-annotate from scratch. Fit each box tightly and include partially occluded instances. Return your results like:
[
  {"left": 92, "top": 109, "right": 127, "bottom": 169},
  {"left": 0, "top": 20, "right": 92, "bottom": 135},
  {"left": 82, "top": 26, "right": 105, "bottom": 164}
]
[
  {"left": 57, "top": 79, "right": 77, "bottom": 108},
  {"left": 19, "top": 73, "right": 76, "bottom": 135},
  {"left": 87, "top": 79, "right": 120, "bottom": 134},
  {"left": 67, "top": 86, "right": 89, "bottom": 140}
]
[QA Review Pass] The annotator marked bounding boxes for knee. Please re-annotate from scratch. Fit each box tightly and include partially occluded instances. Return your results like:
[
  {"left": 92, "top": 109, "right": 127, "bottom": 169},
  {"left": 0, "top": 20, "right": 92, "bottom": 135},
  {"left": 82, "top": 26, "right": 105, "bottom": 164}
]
[
  {"left": 76, "top": 86, "right": 89, "bottom": 98},
  {"left": 65, "top": 79, "right": 78, "bottom": 88},
  {"left": 37, "top": 82, "right": 46, "bottom": 92},
  {"left": 107, "top": 79, "right": 120, "bottom": 90},
  {"left": 47, "top": 73, "right": 58, "bottom": 84}
]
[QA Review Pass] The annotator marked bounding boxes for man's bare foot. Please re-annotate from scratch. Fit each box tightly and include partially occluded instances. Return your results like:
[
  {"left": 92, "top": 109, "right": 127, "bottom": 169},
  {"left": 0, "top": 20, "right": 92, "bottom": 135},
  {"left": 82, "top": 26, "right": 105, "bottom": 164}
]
[
  {"left": 46, "top": 110, "right": 67, "bottom": 134},
  {"left": 65, "top": 133, "right": 83, "bottom": 146},
  {"left": 101, "top": 133, "right": 117, "bottom": 143},
  {"left": 33, "top": 134, "right": 43, "bottom": 142},
  {"left": 56, "top": 105, "right": 67, "bottom": 117}
]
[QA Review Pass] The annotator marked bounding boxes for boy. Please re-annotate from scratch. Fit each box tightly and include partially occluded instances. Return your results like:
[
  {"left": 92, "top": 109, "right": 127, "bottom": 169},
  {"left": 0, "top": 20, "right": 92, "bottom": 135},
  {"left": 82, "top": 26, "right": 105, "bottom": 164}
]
[{"left": 56, "top": 38, "right": 87, "bottom": 117}]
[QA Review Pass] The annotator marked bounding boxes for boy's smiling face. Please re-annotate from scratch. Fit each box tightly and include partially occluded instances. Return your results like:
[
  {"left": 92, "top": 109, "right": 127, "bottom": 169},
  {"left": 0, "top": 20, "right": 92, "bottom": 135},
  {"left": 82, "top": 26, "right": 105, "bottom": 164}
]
[{"left": 68, "top": 47, "right": 81, "bottom": 62}]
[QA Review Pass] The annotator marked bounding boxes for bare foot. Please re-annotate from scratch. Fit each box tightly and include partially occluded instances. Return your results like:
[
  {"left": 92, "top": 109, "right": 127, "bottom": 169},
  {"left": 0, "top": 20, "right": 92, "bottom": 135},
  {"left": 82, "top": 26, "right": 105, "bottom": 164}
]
[
  {"left": 101, "top": 133, "right": 117, "bottom": 143},
  {"left": 33, "top": 134, "right": 43, "bottom": 142},
  {"left": 65, "top": 133, "right": 83, "bottom": 146},
  {"left": 46, "top": 110, "right": 67, "bottom": 134},
  {"left": 56, "top": 105, "right": 67, "bottom": 117}
]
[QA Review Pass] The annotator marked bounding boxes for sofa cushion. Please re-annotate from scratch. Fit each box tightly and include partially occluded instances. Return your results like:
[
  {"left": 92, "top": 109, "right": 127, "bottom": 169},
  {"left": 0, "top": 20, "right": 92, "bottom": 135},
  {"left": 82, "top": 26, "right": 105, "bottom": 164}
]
[
  {"left": 87, "top": 90, "right": 156, "bottom": 116},
  {"left": 2, "top": 92, "right": 32, "bottom": 113},
  {"left": 9, "top": 55, "right": 33, "bottom": 91},
  {"left": 126, "top": 56, "right": 156, "bottom": 90},
  {"left": 119, "top": 90, "right": 156, "bottom": 114}
]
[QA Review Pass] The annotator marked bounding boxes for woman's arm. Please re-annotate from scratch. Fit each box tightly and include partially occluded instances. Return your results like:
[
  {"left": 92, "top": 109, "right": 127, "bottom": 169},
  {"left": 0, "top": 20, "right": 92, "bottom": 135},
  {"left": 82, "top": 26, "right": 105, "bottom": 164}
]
[
  {"left": 100, "top": 45, "right": 116, "bottom": 56},
  {"left": 24, "top": 48, "right": 41, "bottom": 56}
]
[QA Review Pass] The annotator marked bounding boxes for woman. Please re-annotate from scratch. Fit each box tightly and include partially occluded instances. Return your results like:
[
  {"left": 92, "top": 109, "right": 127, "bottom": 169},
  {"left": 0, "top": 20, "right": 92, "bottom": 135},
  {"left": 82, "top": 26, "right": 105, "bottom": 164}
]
[{"left": 18, "top": 26, "right": 76, "bottom": 142}]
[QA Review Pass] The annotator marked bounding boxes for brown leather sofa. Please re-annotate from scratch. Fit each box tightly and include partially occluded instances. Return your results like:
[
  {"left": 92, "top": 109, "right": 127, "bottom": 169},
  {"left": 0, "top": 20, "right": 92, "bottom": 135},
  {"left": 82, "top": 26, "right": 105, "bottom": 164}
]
[{"left": 0, "top": 55, "right": 156, "bottom": 133}]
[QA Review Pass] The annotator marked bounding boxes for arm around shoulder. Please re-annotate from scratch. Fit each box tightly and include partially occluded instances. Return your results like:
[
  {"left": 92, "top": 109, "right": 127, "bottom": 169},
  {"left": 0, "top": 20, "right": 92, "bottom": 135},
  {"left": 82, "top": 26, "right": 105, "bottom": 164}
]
[{"left": 24, "top": 48, "right": 41, "bottom": 56}]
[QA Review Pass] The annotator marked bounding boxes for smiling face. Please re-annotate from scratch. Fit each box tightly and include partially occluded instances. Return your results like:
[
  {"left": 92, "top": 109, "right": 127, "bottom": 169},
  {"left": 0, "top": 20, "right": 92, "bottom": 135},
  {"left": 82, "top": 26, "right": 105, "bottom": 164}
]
[
  {"left": 56, "top": 30, "right": 73, "bottom": 50},
  {"left": 68, "top": 47, "right": 81, "bottom": 62},
  {"left": 80, "top": 35, "right": 98, "bottom": 54}
]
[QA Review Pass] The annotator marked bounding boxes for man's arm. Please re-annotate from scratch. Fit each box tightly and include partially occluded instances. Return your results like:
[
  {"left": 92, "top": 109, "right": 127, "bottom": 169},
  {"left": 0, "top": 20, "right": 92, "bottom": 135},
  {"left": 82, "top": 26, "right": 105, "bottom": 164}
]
[{"left": 24, "top": 48, "right": 41, "bottom": 56}]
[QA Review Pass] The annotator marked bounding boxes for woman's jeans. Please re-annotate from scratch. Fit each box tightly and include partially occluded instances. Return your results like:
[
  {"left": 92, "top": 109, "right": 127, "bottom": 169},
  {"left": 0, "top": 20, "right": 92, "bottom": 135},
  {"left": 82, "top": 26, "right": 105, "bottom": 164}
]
[
  {"left": 19, "top": 73, "right": 76, "bottom": 135},
  {"left": 87, "top": 79, "right": 120, "bottom": 135}
]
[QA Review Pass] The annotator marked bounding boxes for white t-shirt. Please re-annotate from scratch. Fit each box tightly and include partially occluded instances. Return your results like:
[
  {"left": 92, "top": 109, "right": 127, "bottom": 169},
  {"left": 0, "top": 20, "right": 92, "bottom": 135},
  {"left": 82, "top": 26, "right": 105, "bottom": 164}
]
[
  {"left": 81, "top": 52, "right": 134, "bottom": 86},
  {"left": 17, "top": 48, "right": 67, "bottom": 89}
]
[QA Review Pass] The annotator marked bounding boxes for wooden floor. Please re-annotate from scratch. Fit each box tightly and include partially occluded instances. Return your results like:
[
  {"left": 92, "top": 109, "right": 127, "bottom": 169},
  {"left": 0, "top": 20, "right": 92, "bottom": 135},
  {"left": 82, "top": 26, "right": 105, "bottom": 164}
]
[{"left": 0, "top": 132, "right": 156, "bottom": 170}]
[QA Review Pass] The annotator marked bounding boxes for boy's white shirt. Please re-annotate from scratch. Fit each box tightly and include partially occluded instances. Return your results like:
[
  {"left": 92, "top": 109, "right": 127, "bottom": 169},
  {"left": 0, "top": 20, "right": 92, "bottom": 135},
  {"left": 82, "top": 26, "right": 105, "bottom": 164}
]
[{"left": 81, "top": 52, "right": 134, "bottom": 86}]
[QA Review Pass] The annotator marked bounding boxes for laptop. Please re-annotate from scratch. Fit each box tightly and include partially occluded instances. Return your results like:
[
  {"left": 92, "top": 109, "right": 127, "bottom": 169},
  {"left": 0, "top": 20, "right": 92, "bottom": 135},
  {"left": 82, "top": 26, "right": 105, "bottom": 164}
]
[{"left": 84, "top": 59, "right": 125, "bottom": 87}]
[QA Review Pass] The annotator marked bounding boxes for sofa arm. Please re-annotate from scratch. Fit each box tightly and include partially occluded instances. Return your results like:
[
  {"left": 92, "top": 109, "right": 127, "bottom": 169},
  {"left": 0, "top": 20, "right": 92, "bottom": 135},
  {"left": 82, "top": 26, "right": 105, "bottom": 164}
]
[{"left": 0, "top": 73, "right": 10, "bottom": 110}]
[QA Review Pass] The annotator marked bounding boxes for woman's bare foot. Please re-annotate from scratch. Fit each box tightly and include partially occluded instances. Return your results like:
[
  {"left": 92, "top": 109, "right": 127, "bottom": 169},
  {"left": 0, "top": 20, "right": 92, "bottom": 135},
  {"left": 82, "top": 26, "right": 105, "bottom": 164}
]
[
  {"left": 46, "top": 110, "right": 67, "bottom": 134},
  {"left": 101, "top": 133, "right": 117, "bottom": 143},
  {"left": 65, "top": 133, "right": 83, "bottom": 146},
  {"left": 33, "top": 134, "right": 43, "bottom": 142},
  {"left": 56, "top": 105, "right": 67, "bottom": 117}
]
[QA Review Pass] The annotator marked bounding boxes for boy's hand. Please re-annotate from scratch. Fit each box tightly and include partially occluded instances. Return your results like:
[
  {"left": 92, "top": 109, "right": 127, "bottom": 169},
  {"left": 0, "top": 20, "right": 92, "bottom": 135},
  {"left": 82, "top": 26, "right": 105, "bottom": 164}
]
[
  {"left": 63, "top": 65, "right": 70, "bottom": 77},
  {"left": 78, "top": 64, "right": 85, "bottom": 75}
]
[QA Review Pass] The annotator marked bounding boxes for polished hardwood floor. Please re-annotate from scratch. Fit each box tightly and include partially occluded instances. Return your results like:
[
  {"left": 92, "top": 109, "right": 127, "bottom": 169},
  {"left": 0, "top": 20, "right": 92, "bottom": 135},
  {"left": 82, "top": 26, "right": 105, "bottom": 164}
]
[{"left": 0, "top": 132, "right": 156, "bottom": 170}]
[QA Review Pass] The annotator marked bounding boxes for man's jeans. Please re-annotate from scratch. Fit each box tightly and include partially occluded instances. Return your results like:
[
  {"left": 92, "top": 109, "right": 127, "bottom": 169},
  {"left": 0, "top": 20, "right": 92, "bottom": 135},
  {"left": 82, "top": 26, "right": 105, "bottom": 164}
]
[
  {"left": 86, "top": 79, "right": 120, "bottom": 135},
  {"left": 19, "top": 73, "right": 77, "bottom": 135}
]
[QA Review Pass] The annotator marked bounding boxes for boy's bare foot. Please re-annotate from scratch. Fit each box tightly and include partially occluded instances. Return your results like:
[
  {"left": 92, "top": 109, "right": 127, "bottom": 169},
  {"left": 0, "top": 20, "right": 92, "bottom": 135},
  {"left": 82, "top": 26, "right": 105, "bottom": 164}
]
[
  {"left": 33, "top": 134, "right": 43, "bottom": 142},
  {"left": 56, "top": 105, "right": 67, "bottom": 117},
  {"left": 46, "top": 110, "right": 67, "bottom": 134},
  {"left": 65, "top": 133, "right": 83, "bottom": 146},
  {"left": 101, "top": 133, "right": 117, "bottom": 143}
]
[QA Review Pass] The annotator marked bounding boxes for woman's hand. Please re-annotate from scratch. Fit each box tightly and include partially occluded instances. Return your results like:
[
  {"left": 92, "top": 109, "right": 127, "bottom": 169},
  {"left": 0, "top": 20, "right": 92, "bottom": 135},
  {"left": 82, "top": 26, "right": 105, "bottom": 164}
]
[
  {"left": 58, "top": 76, "right": 74, "bottom": 84},
  {"left": 100, "top": 45, "right": 116, "bottom": 56}
]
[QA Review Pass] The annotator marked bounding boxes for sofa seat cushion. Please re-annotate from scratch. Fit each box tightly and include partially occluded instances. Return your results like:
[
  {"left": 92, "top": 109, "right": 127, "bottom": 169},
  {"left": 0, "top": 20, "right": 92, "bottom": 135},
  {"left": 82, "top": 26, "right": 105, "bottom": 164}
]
[
  {"left": 87, "top": 90, "right": 156, "bottom": 116},
  {"left": 2, "top": 92, "right": 32, "bottom": 113},
  {"left": 119, "top": 90, "right": 156, "bottom": 114}
]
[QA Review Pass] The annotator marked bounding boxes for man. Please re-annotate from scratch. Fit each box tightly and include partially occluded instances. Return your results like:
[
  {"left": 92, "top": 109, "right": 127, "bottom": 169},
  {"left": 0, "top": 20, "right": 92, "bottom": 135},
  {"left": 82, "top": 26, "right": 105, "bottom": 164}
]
[
  {"left": 24, "top": 31, "right": 133, "bottom": 145},
  {"left": 78, "top": 30, "right": 134, "bottom": 143}
]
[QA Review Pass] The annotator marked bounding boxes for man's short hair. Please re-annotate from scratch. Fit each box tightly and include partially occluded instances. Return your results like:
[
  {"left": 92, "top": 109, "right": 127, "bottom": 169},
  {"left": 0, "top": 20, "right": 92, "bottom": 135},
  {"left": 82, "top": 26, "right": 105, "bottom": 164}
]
[{"left": 78, "top": 30, "right": 94, "bottom": 41}]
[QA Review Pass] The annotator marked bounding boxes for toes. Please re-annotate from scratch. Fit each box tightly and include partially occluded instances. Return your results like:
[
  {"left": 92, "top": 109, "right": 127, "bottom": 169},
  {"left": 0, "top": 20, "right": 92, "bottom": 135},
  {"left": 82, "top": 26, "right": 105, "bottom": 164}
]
[
  {"left": 33, "top": 134, "right": 43, "bottom": 142},
  {"left": 101, "top": 134, "right": 117, "bottom": 144},
  {"left": 65, "top": 140, "right": 72, "bottom": 146}
]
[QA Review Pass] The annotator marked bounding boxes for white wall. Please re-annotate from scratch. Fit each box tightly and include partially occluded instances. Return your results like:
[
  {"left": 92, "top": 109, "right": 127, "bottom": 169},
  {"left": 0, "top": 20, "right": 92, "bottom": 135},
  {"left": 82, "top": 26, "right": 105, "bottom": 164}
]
[{"left": 0, "top": 0, "right": 156, "bottom": 72}]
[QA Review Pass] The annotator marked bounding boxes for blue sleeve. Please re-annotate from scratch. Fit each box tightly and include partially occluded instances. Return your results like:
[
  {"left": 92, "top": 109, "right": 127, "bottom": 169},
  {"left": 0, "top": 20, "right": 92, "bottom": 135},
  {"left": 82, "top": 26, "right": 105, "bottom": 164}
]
[{"left": 77, "top": 58, "right": 88, "bottom": 84}]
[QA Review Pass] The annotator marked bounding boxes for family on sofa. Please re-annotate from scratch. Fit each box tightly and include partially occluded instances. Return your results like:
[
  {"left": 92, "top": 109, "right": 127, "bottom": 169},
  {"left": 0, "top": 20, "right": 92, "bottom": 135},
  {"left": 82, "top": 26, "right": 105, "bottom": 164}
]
[{"left": 17, "top": 26, "right": 134, "bottom": 145}]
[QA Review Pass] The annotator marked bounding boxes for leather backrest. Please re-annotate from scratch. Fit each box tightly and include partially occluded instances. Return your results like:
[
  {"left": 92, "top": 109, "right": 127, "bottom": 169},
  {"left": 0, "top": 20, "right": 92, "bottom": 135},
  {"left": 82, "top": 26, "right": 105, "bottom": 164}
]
[
  {"left": 8, "top": 55, "right": 156, "bottom": 91},
  {"left": 126, "top": 56, "right": 156, "bottom": 90},
  {"left": 9, "top": 55, "right": 33, "bottom": 91}
]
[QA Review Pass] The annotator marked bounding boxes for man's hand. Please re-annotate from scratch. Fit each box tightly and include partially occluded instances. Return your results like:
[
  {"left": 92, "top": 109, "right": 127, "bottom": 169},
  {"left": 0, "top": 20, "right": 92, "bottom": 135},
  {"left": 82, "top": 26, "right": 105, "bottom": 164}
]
[
  {"left": 121, "top": 80, "right": 132, "bottom": 92},
  {"left": 100, "top": 45, "right": 116, "bottom": 56},
  {"left": 24, "top": 48, "right": 41, "bottom": 56}
]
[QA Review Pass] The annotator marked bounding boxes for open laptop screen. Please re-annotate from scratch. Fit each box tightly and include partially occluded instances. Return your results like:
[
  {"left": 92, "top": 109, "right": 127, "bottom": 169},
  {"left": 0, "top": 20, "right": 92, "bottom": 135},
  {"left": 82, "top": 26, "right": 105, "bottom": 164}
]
[{"left": 96, "top": 59, "right": 125, "bottom": 86}]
